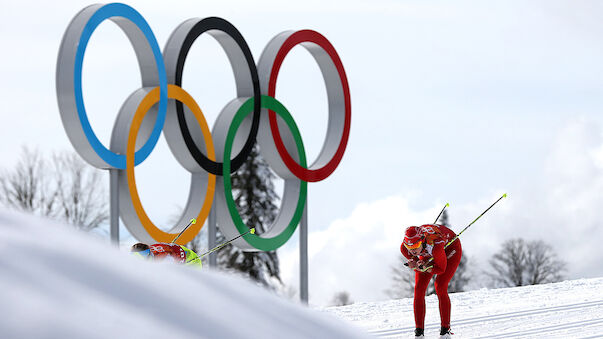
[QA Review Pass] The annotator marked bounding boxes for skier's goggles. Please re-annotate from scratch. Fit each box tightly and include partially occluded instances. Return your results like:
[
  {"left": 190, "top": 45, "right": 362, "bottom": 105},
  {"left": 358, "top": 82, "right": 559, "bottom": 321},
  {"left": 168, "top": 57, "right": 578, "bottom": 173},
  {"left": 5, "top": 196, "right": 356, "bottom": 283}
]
[
  {"left": 404, "top": 241, "right": 422, "bottom": 250},
  {"left": 133, "top": 249, "right": 151, "bottom": 258}
]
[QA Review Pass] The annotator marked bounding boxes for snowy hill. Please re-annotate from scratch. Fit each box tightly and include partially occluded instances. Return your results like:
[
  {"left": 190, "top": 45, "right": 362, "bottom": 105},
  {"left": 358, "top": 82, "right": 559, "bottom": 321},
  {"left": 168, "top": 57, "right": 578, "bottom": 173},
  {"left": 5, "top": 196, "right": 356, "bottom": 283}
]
[
  {"left": 3, "top": 208, "right": 602, "bottom": 339},
  {"left": 0, "top": 210, "right": 368, "bottom": 339},
  {"left": 324, "top": 277, "right": 603, "bottom": 338}
]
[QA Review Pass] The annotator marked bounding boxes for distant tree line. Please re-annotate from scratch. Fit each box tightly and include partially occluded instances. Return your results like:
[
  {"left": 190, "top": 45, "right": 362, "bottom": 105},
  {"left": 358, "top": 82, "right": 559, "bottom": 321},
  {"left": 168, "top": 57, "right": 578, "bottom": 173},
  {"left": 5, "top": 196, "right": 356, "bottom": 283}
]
[{"left": 0, "top": 147, "right": 108, "bottom": 231}]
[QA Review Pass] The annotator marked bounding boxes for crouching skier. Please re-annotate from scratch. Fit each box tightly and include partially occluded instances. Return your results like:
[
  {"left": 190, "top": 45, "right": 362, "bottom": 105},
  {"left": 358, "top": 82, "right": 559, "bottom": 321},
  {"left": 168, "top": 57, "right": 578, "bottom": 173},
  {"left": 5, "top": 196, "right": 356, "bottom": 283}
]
[
  {"left": 401, "top": 224, "right": 462, "bottom": 339},
  {"left": 131, "top": 242, "right": 202, "bottom": 268}
]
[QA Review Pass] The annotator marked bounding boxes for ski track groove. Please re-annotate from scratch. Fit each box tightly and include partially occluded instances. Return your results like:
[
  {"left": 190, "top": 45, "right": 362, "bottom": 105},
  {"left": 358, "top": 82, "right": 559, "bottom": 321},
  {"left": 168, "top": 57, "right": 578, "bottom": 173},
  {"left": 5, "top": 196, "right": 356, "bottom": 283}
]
[
  {"left": 577, "top": 335, "right": 603, "bottom": 339},
  {"left": 472, "top": 317, "right": 603, "bottom": 338},
  {"left": 369, "top": 299, "right": 603, "bottom": 338}
]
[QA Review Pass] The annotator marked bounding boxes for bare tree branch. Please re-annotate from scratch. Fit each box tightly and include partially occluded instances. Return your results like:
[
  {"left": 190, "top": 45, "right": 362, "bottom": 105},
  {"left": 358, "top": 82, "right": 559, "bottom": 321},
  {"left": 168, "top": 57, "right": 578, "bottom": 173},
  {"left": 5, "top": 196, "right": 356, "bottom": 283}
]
[
  {"left": 0, "top": 147, "right": 57, "bottom": 216},
  {"left": 0, "top": 147, "right": 108, "bottom": 231},
  {"left": 526, "top": 240, "right": 565, "bottom": 285},
  {"left": 52, "top": 152, "right": 108, "bottom": 231},
  {"left": 488, "top": 238, "right": 566, "bottom": 287},
  {"left": 384, "top": 256, "right": 416, "bottom": 299}
]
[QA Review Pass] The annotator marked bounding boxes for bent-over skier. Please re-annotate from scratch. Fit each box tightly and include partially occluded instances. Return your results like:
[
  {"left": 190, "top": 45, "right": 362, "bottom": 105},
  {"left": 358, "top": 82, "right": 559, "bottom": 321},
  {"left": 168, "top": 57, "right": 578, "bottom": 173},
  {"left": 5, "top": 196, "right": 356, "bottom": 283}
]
[
  {"left": 401, "top": 224, "right": 462, "bottom": 339},
  {"left": 131, "top": 242, "right": 203, "bottom": 268}
]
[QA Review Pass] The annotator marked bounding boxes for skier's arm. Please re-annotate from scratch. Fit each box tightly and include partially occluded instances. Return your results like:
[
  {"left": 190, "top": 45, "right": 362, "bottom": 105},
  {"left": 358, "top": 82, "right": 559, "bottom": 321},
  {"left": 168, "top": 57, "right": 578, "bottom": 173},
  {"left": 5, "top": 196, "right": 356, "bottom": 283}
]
[{"left": 430, "top": 242, "right": 447, "bottom": 275}]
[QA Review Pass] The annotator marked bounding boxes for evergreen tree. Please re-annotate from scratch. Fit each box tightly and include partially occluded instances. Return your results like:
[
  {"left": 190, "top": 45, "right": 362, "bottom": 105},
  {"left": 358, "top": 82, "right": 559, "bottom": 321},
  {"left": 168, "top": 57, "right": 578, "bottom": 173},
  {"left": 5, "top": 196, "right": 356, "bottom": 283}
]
[
  {"left": 216, "top": 144, "right": 282, "bottom": 289},
  {"left": 438, "top": 208, "right": 449, "bottom": 226},
  {"left": 448, "top": 254, "right": 470, "bottom": 293}
]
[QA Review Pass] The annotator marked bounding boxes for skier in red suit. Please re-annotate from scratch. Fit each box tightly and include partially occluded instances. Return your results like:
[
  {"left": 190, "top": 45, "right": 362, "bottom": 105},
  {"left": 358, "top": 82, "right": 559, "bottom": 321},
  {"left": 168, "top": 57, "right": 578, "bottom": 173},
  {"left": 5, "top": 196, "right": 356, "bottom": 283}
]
[
  {"left": 401, "top": 224, "right": 462, "bottom": 339},
  {"left": 131, "top": 242, "right": 202, "bottom": 267}
]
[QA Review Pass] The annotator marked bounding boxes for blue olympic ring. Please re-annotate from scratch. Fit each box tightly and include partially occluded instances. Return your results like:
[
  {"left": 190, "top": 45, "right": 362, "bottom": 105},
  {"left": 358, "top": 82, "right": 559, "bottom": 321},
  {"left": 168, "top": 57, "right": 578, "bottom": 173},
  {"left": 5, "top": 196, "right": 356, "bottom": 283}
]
[{"left": 73, "top": 3, "right": 168, "bottom": 169}]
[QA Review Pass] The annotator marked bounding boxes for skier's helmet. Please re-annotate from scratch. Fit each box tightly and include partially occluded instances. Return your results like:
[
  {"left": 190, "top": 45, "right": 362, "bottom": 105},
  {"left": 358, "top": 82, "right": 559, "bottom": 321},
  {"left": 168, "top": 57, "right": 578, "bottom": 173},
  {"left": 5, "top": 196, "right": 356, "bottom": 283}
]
[
  {"left": 403, "top": 226, "right": 424, "bottom": 250},
  {"left": 130, "top": 243, "right": 151, "bottom": 259},
  {"left": 131, "top": 243, "right": 149, "bottom": 252}
]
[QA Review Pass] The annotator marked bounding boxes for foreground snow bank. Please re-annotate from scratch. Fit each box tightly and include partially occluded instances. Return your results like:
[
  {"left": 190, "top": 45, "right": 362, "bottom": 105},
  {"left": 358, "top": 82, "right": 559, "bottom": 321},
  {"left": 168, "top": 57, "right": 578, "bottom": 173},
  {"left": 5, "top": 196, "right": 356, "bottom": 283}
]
[
  {"left": 0, "top": 210, "right": 368, "bottom": 339},
  {"left": 324, "top": 276, "right": 603, "bottom": 338}
]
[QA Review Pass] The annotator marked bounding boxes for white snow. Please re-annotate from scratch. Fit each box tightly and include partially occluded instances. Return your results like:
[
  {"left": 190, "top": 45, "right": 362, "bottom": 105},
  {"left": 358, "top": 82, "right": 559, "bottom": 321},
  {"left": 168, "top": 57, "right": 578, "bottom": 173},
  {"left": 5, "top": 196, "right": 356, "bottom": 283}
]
[
  {"left": 0, "top": 210, "right": 369, "bottom": 339},
  {"left": 324, "top": 277, "right": 603, "bottom": 338},
  {"left": 3, "top": 208, "right": 602, "bottom": 339}
]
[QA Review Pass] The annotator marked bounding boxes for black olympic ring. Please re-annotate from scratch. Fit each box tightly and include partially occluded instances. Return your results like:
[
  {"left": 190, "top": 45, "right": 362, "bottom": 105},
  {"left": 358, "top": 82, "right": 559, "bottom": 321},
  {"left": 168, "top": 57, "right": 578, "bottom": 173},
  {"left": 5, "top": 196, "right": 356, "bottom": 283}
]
[{"left": 164, "top": 17, "right": 261, "bottom": 175}]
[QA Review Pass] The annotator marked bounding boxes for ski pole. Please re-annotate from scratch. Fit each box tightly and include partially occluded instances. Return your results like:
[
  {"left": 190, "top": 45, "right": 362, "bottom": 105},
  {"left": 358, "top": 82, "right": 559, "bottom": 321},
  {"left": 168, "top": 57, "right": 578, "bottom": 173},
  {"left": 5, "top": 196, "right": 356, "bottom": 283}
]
[
  {"left": 433, "top": 203, "right": 450, "bottom": 224},
  {"left": 416, "top": 193, "right": 507, "bottom": 272},
  {"left": 171, "top": 218, "right": 197, "bottom": 244},
  {"left": 445, "top": 193, "right": 507, "bottom": 250},
  {"left": 196, "top": 228, "right": 256, "bottom": 260}
]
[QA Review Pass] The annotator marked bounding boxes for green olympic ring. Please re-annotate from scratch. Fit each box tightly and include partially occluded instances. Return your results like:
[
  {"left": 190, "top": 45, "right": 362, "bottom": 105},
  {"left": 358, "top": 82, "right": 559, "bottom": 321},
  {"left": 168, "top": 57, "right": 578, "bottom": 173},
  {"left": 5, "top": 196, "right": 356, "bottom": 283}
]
[{"left": 223, "top": 95, "right": 307, "bottom": 251}]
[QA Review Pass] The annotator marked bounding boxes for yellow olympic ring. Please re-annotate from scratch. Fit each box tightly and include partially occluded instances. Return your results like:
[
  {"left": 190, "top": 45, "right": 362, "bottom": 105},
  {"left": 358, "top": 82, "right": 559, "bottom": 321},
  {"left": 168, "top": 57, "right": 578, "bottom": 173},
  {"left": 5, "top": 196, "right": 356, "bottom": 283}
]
[{"left": 126, "top": 84, "right": 216, "bottom": 244}]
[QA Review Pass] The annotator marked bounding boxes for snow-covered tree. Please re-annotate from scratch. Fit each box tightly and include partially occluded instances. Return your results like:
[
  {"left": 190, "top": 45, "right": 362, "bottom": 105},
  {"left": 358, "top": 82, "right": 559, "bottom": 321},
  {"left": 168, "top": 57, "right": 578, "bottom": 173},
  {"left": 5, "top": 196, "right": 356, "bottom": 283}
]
[
  {"left": 438, "top": 208, "right": 449, "bottom": 226},
  {"left": 216, "top": 144, "right": 282, "bottom": 289},
  {"left": 439, "top": 210, "right": 470, "bottom": 293},
  {"left": 448, "top": 254, "right": 470, "bottom": 293}
]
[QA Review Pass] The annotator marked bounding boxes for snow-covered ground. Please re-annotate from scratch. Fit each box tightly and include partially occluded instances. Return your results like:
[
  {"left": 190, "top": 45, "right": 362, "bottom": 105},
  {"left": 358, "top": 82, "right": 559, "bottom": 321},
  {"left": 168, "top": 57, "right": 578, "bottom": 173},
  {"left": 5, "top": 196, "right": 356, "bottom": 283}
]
[
  {"left": 324, "top": 278, "right": 603, "bottom": 338},
  {"left": 3, "top": 208, "right": 602, "bottom": 339},
  {"left": 0, "top": 210, "right": 369, "bottom": 339}
]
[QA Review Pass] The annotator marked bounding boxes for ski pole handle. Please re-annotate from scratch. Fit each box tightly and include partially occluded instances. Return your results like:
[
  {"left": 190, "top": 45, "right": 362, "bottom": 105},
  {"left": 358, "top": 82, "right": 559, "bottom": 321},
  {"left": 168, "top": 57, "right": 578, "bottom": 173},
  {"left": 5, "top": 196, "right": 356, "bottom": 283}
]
[
  {"left": 451, "top": 193, "right": 507, "bottom": 244},
  {"left": 171, "top": 218, "right": 196, "bottom": 244},
  {"left": 198, "top": 228, "right": 256, "bottom": 259},
  {"left": 434, "top": 203, "right": 449, "bottom": 224}
]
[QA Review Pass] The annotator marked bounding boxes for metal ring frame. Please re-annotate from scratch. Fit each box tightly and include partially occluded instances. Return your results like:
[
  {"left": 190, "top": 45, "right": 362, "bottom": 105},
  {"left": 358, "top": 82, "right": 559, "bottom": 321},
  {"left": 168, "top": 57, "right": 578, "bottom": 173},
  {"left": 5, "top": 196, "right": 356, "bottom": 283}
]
[{"left": 56, "top": 3, "right": 351, "bottom": 249}]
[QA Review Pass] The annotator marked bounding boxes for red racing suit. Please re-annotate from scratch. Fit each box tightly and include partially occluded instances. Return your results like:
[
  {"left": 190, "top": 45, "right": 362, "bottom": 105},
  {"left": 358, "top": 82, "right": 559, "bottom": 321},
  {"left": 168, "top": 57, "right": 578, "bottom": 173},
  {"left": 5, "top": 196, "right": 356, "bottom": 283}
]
[
  {"left": 400, "top": 224, "right": 462, "bottom": 329},
  {"left": 149, "top": 243, "right": 202, "bottom": 268}
]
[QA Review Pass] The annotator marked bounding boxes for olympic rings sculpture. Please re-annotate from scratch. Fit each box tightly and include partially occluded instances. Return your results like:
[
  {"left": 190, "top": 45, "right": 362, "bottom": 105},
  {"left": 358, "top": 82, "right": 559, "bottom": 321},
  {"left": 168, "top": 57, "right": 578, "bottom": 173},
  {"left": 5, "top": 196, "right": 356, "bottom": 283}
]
[{"left": 56, "top": 3, "right": 351, "bottom": 251}]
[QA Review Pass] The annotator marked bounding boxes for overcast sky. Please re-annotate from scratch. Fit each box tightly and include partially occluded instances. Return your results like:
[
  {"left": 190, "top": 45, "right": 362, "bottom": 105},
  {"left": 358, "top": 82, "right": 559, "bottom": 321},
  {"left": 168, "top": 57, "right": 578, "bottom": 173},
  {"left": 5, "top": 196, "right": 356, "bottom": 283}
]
[{"left": 2, "top": 0, "right": 603, "bottom": 306}]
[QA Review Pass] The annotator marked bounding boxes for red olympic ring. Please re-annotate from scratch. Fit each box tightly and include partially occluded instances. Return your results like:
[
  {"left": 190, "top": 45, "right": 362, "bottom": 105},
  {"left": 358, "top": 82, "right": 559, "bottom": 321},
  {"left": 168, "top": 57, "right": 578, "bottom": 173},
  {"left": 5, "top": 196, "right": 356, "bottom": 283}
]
[{"left": 266, "top": 30, "right": 351, "bottom": 182}]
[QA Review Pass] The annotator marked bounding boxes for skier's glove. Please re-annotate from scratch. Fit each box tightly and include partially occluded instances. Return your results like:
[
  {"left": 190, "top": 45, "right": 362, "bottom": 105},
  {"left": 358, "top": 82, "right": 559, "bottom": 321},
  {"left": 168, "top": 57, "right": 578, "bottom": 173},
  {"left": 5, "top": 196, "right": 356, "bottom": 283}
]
[{"left": 407, "top": 258, "right": 419, "bottom": 269}]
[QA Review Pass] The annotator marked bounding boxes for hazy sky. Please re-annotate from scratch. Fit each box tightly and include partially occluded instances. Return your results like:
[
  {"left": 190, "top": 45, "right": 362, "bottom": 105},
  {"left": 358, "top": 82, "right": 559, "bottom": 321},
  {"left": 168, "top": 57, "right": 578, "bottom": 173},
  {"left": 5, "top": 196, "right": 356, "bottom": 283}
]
[{"left": 2, "top": 0, "right": 603, "bottom": 306}]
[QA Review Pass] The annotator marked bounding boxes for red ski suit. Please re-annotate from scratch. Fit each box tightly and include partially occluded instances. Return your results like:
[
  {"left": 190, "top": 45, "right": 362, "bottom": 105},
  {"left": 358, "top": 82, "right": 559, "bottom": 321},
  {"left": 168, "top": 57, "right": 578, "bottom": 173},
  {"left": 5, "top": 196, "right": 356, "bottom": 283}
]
[
  {"left": 148, "top": 243, "right": 187, "bottom": 263},
  {"left": 400, "top": 224, "right": 462, "bottom": 329}
]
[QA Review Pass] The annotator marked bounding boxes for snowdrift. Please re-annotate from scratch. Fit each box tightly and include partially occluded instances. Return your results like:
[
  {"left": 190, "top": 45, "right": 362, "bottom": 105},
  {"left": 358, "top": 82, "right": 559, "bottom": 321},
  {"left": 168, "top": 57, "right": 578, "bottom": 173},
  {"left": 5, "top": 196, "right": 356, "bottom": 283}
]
[{"left": 0, "top": 210, "right": 368, "bottom": 338}]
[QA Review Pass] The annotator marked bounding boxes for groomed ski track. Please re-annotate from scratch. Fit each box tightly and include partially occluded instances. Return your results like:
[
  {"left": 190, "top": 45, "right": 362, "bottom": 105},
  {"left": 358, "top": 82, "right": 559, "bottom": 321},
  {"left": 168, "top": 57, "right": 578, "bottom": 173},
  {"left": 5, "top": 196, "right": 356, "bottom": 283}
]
[
  {"left": 324, "top": 278, "right": 603, "bottom": 338},
  {"left": 370, "top": 299, "right": 603, "bottom": 338}
]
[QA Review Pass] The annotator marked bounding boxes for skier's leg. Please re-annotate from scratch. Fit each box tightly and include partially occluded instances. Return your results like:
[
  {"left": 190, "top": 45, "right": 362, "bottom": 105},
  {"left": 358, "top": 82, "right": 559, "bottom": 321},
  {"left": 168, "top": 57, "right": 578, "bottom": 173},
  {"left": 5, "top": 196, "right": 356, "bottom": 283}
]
[
  {"left": 414, "top": 270, "right": 433, "bottom": 329},
  {"left": 434, "top": 242, "right": 462, "bottom": 329}
]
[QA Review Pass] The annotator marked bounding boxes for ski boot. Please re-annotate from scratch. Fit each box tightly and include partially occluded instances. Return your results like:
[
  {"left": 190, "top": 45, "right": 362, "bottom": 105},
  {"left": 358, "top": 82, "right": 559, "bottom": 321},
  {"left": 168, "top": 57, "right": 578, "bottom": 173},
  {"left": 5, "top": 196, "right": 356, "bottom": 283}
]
[
  {"left": 440, "top": 326, "right": 453, "bottom": 338},
  {"left": 414, "top": 328, "right": 424, "bottom": 338}
]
